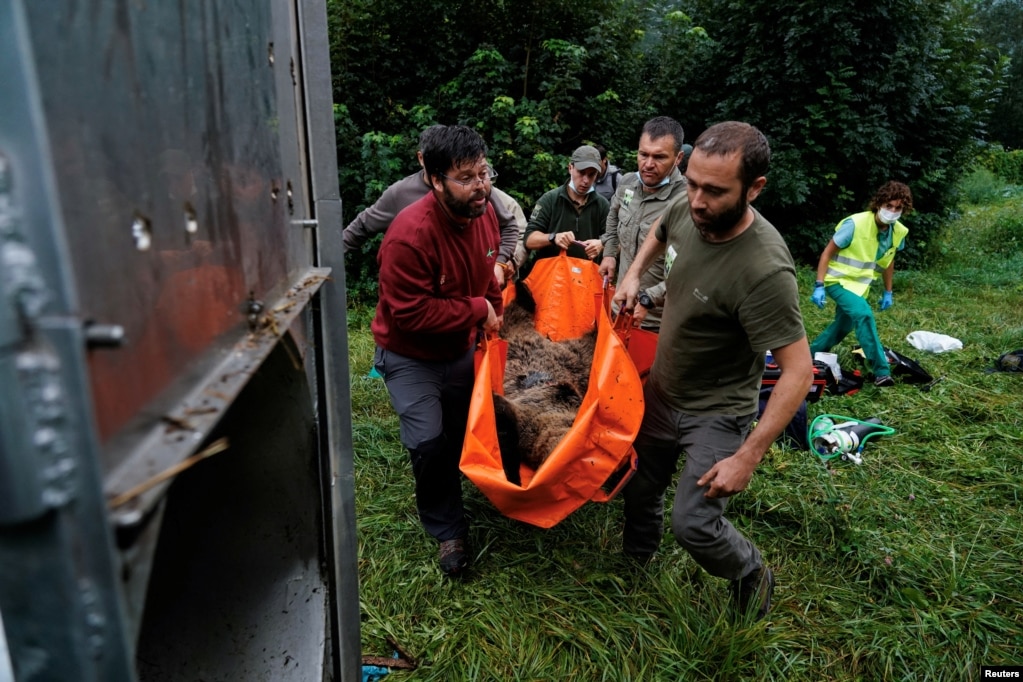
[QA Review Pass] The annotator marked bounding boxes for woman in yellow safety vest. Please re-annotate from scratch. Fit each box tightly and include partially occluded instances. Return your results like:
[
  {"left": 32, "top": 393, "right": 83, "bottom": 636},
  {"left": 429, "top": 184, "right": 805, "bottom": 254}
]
[{"left": 809, "top": 181, "right": 914, "bottom": 387}]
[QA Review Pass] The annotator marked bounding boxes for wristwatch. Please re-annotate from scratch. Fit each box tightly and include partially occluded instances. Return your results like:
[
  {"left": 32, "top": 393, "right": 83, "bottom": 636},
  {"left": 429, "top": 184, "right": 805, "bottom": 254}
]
[
  {"left": 637, "top": 291, "right": 654, "bottom": 309},
  {"left": 548, "top": 232, "right": 556, "bottom": 243}
]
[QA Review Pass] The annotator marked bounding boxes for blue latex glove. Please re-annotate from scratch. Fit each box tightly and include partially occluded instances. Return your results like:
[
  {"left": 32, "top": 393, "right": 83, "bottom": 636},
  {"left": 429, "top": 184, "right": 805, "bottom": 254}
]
[
  {"left": 880, "top": 290, "right": 893, "bottom": 311},
  {"left": 811, "top": 284, "right": 826, "bottom": 309}
]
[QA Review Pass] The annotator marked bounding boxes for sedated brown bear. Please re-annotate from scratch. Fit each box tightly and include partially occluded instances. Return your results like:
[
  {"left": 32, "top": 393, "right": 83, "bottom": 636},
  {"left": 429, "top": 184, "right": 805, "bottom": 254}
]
[{"left": 492, "top": 287, "right": 596, "bottom": 486}]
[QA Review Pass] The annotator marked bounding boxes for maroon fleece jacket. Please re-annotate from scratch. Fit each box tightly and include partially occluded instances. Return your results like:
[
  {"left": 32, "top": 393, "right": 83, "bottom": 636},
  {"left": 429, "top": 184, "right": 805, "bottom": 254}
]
[{"left": 371, "top": 191, "right": 504, "bottom": 361}]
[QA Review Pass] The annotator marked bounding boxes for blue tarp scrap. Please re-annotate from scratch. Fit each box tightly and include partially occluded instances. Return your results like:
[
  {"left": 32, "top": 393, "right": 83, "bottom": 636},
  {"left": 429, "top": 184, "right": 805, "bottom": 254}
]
[
  {"left": 361, "top": 664, "right": 390, "bottom": 682},
  {"left": 362, "top": 648, "right": 415, "bottom": 680}
]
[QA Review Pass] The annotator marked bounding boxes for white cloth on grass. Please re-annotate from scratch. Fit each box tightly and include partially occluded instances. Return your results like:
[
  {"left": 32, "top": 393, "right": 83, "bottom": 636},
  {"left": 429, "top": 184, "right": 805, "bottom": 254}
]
[{"left": 906, "top": 330, "right": 963, "bottom": 353}]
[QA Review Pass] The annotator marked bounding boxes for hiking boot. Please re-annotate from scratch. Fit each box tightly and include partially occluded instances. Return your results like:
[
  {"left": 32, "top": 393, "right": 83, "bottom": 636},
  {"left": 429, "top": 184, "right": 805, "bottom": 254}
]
[
  {"left": 874, "top": 375, "right": 895, "bottom": 387},
  {"left": 731, "top": 566, "right": 775, "bottom": 621},
  {"left": 439, "top": 537, "right": 469, "bottom": 577}
]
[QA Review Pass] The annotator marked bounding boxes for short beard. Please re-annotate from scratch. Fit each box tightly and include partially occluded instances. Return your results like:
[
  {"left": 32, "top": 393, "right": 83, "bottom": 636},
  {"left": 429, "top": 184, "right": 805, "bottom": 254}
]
[
  {"left": 442, "top": 185, "right": 487, "bottom": 220},
  {"left": 694, "top": 194, "right": 747, "bottom": 238}
]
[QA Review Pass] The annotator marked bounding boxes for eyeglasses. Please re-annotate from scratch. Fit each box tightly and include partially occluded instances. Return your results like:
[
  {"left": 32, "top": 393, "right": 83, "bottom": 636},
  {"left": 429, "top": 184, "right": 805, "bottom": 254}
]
[{"left": 441, "top": 167, "right": 497, "bottom": 189}]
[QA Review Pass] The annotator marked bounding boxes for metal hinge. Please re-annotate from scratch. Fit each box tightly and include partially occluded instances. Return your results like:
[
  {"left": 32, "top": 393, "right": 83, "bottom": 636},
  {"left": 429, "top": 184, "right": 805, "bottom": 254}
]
[{"left": 0, "top": 151, "right": 76, "bottom": 524}]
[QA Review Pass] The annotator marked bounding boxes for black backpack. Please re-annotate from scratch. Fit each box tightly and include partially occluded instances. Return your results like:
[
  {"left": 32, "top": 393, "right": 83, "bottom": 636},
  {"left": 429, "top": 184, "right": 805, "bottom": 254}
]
[{"left": 994, "top": 349, "right": 1023, "bottom": 372}]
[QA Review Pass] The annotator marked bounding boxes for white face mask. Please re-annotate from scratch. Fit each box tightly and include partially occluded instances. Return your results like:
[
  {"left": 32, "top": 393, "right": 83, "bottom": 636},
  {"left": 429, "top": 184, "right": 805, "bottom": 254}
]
[
  {"left": 641, "top": 174, "right": 671, "bottom": 189},
  {"left": 878, "top": 207, "right": 902, "bottom": 225},
  {"left": 569, "top": 180, "right": 595, "bottom": 195}
]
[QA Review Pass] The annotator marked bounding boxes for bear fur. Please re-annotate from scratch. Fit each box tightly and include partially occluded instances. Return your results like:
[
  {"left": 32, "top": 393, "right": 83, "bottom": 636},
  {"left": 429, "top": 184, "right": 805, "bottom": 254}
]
[{"left": 492, "top": 286, "right": 596, "bottom": 485}]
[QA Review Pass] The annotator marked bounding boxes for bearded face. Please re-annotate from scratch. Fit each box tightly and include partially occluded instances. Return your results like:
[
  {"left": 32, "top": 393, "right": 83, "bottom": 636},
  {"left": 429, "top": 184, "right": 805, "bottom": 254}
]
[
  {"left": 684, "top": 148, "right": 765, "bottom": 241},
  {"left": 690, "top": 191, "right": 749, "bottom": 238},
  {"left": 441, "top": 184, "right": 488, "bottom": 219},
  {"left": 437, "top": 158, "right": 489, "bottom": 220}
]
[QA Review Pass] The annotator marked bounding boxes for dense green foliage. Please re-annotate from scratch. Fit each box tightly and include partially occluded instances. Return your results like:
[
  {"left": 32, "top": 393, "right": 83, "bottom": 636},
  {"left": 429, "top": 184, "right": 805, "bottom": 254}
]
[
  {"left": 329, "top": 0, "right": 1011, "bottom": 304},
  {"left": 680, "top": 0, "right": 1001, "bottom": 266},
  {"left": 973, "top": 0, "right": 1023, "bottom": 151},
  {"left": 347, "top": 181, "right": 1023, "bottom": 679},
  {"left": 976, "top": 143, "right": 1023, "bottom": 186}
]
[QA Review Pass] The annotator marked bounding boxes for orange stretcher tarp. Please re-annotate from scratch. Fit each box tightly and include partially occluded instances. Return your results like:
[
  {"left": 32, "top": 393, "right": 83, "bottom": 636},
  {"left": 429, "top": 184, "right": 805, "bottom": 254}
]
[
  {"left": 461, "top": 255, "right": 653, "bottom": 528},
  {"left": 522, "top": 251, "right": 606, "bottom": 342}
]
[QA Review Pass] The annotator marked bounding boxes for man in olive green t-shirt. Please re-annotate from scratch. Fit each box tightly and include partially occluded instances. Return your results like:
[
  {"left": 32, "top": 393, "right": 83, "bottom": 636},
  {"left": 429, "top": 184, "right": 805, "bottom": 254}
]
[{"left": 613, "top": 121, "right": 814, "bottom": 622}]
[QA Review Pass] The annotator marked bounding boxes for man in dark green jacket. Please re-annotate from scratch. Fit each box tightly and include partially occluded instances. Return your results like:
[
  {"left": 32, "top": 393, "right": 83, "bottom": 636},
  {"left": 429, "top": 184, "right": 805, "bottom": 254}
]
[{"left": 522, "top": 145, "right": 609, "bottom": 275}]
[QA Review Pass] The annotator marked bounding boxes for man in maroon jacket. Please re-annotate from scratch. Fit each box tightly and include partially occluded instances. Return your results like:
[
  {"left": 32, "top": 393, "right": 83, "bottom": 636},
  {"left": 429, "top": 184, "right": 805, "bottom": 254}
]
[{"left": 371, "top": 125, "right": 504, "bottom": 576}]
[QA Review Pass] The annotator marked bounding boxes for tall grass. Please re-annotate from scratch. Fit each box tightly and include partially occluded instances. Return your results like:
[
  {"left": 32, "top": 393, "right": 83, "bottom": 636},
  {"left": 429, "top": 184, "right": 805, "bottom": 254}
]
[{"left": 348, "top": 187, "right": 1023, "bottom": 681}]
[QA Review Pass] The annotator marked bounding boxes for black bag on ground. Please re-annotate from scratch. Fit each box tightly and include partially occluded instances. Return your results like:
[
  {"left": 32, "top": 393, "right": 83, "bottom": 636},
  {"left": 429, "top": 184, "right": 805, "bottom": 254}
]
[
  {"left": 884, "top": 347, "right": 934, "bottom": 384},
  {"left": 762, "top": 359, "right": 831, "bottom": 402},
  {"left": 853, "top": 345, "right": 934, "bottom": 384},
  {"left": 758, "top": 387, "right": 808, "bottom": 450},
  {"left": 994, "top": 349, "right": 1023, "bottom": 372},
  {"left": 832, "top": 369, "right": 865, "bottom": 395}
]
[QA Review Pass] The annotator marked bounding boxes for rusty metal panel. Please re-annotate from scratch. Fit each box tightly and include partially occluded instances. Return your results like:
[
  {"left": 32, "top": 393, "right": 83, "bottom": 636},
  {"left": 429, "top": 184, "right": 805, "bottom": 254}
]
[
  {"left": 1, "top": 1, "right": 138, "bottom": 677},
  {"left": 3, "top": 0, "right": 362, "bottom": 679},
  {"left": 21, "top": 1, "right": 317, "bottom": 467}
]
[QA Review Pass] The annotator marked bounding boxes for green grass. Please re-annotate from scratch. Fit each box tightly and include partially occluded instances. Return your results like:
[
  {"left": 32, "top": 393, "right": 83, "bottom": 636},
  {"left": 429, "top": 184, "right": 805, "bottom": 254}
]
[{"left": 348, "top": 196, "right": 1023, "bottom": 681}]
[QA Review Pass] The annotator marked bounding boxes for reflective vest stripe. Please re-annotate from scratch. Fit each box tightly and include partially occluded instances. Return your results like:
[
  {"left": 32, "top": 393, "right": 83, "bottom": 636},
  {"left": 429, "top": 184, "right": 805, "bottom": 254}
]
[
  {"left": 826, "top": 266, "right": 874, "bottom": 286},
  {"left": 824, "top": 212, "right": 907, "bottom": 297},
  {"left": 832, "top": 254, "right": 883, "bottom": 271}
]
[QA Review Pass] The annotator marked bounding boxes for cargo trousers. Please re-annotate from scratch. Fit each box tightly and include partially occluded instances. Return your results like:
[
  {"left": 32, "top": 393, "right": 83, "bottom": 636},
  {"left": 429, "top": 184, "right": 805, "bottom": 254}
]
[
  {"left": 374, "top": 346, "right": 475, "bottom": 543},
  {"left": 622, "top": 377, "right": 763, "bottom": 582}
]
